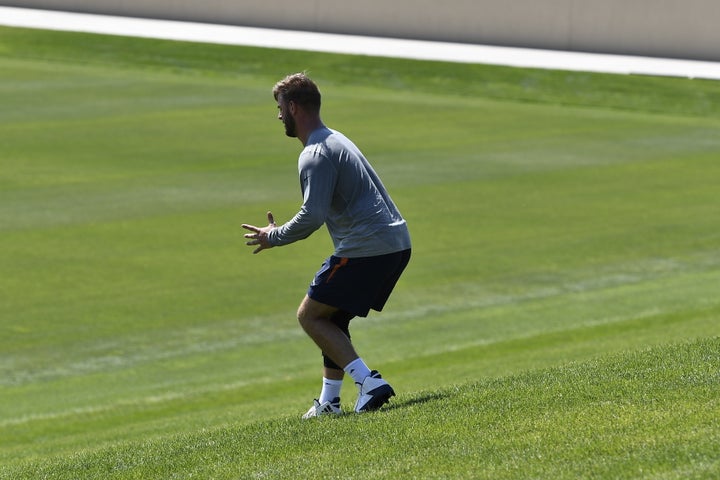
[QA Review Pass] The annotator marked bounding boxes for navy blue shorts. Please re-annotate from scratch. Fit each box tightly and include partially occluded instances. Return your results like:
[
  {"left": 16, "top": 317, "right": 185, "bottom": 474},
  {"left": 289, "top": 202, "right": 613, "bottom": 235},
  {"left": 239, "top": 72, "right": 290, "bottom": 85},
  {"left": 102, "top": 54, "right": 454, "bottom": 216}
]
[{"left": 307, "top": 249, "right": 411, "bottom": 317}]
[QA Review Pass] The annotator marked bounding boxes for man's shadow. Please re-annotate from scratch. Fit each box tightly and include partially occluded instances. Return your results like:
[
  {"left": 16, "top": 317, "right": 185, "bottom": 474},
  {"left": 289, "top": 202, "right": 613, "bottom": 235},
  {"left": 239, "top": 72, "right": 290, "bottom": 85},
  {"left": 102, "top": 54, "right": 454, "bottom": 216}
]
[{"left": 382, "top": 390, "right": 452, "bottom": 411}]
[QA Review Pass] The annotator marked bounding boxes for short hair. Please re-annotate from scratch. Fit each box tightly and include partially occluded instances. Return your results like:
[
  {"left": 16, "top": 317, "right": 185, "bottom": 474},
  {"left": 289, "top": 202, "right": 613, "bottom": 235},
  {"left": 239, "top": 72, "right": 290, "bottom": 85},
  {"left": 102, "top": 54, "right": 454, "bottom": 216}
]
[{"left": 273, "top": 72, "right": 321, "bottom": 113}]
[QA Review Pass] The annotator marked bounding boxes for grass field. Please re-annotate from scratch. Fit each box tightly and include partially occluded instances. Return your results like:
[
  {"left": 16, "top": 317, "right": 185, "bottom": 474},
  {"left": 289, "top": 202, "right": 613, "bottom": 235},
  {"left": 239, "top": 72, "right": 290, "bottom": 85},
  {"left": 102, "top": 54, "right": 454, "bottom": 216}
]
[{"left": 1, "top": 26, "right": 719, "bottom": 479}]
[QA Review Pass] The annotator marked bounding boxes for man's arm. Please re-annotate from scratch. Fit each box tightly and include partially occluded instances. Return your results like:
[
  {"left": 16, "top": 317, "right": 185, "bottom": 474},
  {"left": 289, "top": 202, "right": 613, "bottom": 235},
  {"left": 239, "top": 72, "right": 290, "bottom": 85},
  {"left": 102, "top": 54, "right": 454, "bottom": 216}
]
[{"left": 266, "top": 152, "right": 335, "bottom": 246}]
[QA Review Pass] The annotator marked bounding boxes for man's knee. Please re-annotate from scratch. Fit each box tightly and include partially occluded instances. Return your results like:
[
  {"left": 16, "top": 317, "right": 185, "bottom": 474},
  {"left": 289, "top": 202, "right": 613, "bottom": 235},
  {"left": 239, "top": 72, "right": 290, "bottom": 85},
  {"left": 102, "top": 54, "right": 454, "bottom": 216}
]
[
  {"left": 297, "top": 303, "right": 313, "bottom": 332},
  {"left": 297, "top": 296, "right": 335, "bottom": 331}
]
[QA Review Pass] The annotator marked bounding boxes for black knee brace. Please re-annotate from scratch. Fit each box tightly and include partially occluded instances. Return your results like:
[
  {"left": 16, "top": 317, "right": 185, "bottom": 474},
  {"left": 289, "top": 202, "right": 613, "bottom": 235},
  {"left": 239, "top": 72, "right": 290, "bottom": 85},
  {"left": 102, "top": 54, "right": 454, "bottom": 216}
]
[{"left": 322, "top": 310, "right": 354, "bottom": 369}]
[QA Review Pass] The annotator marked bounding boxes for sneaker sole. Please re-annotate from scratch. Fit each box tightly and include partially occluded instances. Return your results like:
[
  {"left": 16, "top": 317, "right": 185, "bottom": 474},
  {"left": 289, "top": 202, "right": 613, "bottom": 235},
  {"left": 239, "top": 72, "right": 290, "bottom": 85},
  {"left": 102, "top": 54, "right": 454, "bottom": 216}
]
[{"left": 358, "top": 384, "right": 395, "bottom": 412}]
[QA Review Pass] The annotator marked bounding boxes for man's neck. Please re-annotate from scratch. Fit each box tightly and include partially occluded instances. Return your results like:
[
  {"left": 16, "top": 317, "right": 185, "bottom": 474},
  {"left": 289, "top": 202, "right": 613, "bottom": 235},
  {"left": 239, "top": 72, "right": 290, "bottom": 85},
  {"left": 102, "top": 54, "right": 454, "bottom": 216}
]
[{"left": 298, "top": 118, "right": 325, "bottom": 146}]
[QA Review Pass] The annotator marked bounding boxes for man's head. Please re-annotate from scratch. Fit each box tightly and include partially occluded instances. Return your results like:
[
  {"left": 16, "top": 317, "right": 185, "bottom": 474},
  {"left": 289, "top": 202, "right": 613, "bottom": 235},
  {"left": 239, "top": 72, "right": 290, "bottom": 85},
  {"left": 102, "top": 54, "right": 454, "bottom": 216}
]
[{"left": 273, "top": 73, "right": 322, "bottom": 138}]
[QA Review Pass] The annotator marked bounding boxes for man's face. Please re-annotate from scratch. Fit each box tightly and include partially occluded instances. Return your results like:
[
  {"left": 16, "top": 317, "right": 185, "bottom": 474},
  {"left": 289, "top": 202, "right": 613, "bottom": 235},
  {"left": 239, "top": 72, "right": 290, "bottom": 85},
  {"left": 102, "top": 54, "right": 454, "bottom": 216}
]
[{"left": 277, "top": 96, "right": 296, "bottom": 138}]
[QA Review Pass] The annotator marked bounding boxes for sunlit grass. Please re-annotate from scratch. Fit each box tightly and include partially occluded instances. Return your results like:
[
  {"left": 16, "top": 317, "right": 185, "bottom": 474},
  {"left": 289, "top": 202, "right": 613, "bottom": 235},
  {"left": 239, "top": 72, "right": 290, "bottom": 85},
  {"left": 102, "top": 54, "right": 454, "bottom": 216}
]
[{"left": 1, "top": 26, "right": 719, "bottom": 478}]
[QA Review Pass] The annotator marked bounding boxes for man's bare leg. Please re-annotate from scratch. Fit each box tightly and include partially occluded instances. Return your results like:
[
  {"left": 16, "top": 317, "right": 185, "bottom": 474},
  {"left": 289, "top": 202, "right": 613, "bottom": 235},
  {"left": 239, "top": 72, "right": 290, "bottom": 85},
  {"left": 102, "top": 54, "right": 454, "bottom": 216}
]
[{"left": 297, "top": 295, "right": 359, "bottom": 369}]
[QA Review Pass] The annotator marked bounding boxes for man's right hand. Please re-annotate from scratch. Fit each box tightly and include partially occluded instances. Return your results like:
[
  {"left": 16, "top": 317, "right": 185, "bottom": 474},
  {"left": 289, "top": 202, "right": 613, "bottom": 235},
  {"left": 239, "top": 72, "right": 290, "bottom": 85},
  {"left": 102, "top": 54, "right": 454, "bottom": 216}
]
[{"left": 241, "top": 211, "right": 276, "bottom": 254}]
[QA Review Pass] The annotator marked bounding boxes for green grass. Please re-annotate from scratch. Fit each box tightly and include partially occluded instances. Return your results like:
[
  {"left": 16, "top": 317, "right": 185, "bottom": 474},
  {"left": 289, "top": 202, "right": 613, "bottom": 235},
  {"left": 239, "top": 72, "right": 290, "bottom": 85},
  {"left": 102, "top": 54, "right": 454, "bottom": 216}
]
[
  {"left": 1, "top": 26, "right": 719, "bottom": 479},
  {"left": 5, "top": 339, "right": 719, "bottom": 479}
]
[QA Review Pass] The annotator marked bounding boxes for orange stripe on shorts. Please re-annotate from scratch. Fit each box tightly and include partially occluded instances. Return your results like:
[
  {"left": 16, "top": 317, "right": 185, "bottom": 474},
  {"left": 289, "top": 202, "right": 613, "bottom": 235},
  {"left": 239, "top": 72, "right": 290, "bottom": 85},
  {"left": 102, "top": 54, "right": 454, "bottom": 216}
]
[{"left": 326, "top": 257, "right": 349, "bottom": 283}]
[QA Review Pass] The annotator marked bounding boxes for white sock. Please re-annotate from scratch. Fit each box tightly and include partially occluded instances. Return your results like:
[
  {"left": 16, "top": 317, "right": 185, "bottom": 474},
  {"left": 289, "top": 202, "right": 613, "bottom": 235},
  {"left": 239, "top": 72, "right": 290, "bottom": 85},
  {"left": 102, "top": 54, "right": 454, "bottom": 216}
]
[
  {"left": 319, "top": 378, "right": 343, "bottom": 404},
  {"left": 343, "top": 358, "right": 372, "bottom": 385}
]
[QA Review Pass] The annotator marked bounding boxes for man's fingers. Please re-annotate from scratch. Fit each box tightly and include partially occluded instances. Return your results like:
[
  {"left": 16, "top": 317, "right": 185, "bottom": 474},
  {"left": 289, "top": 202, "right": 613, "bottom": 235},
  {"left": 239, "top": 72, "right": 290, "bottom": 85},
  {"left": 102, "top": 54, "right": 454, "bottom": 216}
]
[{"left": 241, "top": 215, "right": 274, "bottom": 254}]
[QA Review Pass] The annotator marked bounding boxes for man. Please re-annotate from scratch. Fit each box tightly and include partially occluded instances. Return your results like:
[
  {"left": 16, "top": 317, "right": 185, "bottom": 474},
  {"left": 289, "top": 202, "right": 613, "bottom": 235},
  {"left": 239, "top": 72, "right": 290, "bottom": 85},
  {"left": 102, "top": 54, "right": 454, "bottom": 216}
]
[{"left": 242, "top": 72, "right": 411, "bottom": 418}]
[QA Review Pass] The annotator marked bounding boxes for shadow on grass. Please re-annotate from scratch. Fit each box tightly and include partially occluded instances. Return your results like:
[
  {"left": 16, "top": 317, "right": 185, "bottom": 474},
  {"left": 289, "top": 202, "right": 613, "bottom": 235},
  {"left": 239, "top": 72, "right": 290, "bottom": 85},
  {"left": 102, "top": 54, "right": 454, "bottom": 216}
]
[{"left": 383, "top": 390, "right": 453, "bottom": 411}]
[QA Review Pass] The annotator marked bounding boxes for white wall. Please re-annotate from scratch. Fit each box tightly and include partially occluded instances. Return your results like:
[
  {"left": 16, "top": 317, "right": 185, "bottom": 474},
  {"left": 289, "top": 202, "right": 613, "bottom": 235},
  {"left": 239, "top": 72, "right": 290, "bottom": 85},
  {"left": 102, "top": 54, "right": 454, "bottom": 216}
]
[{"left": 2, "top": 0, "right": 718, "bottom": 61}]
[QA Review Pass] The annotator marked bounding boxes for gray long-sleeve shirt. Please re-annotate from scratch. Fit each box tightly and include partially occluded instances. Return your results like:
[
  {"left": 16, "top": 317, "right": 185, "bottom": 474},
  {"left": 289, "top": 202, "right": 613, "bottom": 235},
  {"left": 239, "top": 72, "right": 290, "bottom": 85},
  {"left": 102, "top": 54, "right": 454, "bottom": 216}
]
[{"left": 267, "top": 127, "right": 411, "bottom": 258}]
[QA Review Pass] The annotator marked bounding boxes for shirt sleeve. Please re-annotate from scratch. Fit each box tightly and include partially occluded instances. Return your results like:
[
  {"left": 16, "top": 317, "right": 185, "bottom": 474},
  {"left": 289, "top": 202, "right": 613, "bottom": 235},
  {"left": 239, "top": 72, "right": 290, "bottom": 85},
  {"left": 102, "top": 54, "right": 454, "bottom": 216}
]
[{"left": 267, "top": 150, "right": 336, "bottom": 247}]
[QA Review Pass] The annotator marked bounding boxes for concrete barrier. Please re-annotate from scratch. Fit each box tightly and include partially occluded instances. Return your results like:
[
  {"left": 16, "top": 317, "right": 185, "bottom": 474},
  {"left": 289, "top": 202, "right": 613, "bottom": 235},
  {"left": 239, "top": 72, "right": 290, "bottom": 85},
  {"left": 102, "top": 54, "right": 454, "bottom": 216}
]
[{"left": 1, "top": 0, "right": 718, "bottom": 61}]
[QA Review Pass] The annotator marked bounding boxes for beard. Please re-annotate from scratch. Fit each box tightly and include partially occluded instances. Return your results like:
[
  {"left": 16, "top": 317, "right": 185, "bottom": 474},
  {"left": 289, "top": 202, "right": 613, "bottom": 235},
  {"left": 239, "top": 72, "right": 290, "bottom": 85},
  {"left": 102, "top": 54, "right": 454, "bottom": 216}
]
[{"left": 283, "top": 114, "right": 297, "bottom": 137}]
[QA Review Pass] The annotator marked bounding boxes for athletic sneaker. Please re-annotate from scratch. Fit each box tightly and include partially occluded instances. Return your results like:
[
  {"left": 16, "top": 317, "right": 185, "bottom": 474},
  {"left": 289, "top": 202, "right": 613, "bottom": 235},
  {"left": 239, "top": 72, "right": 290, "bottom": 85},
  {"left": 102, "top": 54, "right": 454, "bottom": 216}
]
[
  {"left": 301, "top": 397, "right": 342, "bottom": 419},
  {"left": 354, "top": 370, "right": 395, "bottom": 413}
]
